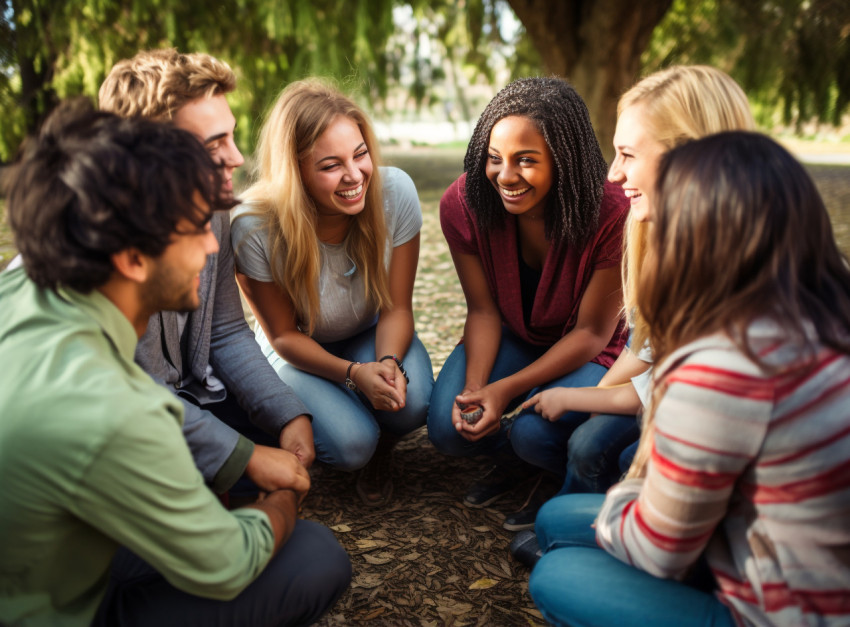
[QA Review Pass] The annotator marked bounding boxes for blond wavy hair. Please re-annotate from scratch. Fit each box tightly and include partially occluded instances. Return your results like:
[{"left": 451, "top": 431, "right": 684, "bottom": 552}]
[
  {"left": 619, "top": 66, "right": 755, "bottom": 479},
  {"left": 241, "top": 79, "right": 389, "bottom": 335},
  {"left": 98, "top": 48, "right": 235, "bottom": 121}
]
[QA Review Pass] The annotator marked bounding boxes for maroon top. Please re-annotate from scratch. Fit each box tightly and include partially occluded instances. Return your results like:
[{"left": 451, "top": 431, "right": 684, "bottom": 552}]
[{"left": 440, "top": 173, "right": 628, "bottom": 368}]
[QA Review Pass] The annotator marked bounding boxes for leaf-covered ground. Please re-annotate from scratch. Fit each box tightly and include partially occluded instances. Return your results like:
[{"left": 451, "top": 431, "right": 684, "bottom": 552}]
[
  {"left": 1, "top": 148, "right": 848, "bottom": 626},
  {"left": 302, "top": 149, "right": 850, "bottom": 626},
  {"left": 303, "top": 147, "right": 549, "bottom": 626}
]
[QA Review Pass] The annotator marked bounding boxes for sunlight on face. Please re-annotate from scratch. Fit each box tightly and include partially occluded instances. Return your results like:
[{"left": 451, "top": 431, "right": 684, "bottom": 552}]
[
  {"left": 300, "top": 115, "right": 374, "bottom": 218},
  {"left": 485, "top": 115, "right": 554, "bottom": 220},
  {"left": 608, "top": 104, "right": 667, "bottom": 222}
]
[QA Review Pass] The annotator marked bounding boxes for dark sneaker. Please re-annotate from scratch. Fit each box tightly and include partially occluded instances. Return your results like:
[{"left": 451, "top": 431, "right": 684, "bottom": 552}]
[
  {"left": 464, "top": 463, "right": 540, "bottom": 509},
  {"left": 503, "top": 505, "right": 538, "bottom": 531},
  {"left": 356, "top": 449, "right": 394, "bottom": 507},
  {"left": 502, "top": 471, "right": 559, "bottom": 531},
  {"left": 509, "top": 530, "right": 543, "bottom": 568},
  {"left": 355, "top": 433, "right": 400, "bottom": 507}
]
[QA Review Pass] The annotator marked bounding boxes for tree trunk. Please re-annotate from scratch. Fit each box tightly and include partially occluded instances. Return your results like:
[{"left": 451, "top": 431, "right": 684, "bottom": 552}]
[{"left": 506, "top": 0, "right": 671, "bottom": 161}]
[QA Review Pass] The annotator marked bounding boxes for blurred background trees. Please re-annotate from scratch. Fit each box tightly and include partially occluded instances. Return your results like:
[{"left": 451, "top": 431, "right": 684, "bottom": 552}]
[{"left": 1, "top": 0, "right": 848, "bottom": 162}]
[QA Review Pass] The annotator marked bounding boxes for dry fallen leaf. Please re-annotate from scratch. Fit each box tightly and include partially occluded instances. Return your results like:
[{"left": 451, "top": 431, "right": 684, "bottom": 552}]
[
  {"left": 469, "top": 577, "right": 499, "bottom": 590},
  {"left": 362, "top": 552, "right": 393, "bottom": 565},
  {"left": 330, "top": 524, "right": 351, "bottom": 532}
]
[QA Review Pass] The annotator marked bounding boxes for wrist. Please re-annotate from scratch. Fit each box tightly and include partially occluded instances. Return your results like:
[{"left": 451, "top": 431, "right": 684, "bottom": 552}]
[
  {"left": 379, "top": 354, "right": 409, "bottom": 383},
  {"left": 345, "top": 361, "right": 361, "bottom": 391}
]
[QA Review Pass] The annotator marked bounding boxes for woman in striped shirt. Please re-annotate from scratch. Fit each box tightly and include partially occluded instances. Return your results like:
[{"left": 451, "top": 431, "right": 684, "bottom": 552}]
[{"left": 529, "top": 132, "right": 850, "bottom": 626}]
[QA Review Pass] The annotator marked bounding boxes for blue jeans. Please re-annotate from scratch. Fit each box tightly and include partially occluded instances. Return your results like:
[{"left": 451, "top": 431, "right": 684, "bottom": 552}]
[
  {"left": 619, "top": 439, "right": 639, "bottom": 473},
  {"left": 531, "top": 494, "right": 735, "bottom": 627},
  {"left": 268, "top": 325, "right": 434, "bottom": 471},
  {"left": 557, "top": 413, "right": 640, "bottom": 495},
  {"left": 427, "top": 328, "right": 607, "bottom": 475}
]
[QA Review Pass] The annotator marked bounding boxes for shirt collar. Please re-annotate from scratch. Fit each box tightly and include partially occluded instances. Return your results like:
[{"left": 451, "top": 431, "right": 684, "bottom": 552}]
[{"left": 57, "top": 286, "right": 139, "bottom": 360}]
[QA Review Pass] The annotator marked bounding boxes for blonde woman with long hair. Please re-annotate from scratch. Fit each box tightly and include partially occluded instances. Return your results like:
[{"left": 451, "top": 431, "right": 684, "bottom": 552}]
[
  {"left": 512, "top": 66, "right": 755, "bottom": 565},
  {"left": 530, "top": 131, "right": 850, "bottom": 626},
  {"left": 231, "top": 79, "right": 433, "bottom": 506}
]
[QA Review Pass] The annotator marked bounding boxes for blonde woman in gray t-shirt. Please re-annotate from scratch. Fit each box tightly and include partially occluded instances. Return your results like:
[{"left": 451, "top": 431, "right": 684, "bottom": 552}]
[{"left": 231, "top": 79, "right": 433, "bottom": 507}]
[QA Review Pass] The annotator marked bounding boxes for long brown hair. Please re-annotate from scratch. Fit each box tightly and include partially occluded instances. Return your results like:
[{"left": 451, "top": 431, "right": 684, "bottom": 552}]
[{"left": 627, "top": 132, "right": 850, "bottom": 478}]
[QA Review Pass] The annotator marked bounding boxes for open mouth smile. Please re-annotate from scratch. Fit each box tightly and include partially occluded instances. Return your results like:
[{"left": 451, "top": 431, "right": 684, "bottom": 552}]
[
  {"left": 624, "top": 189, "right": 643, "bottom": 203},
  {"left": 500, "top": 186, "right": 530, "bottom": 198},
  {"left": 335, "top": 184, "right": 364, "bottom": 200}
]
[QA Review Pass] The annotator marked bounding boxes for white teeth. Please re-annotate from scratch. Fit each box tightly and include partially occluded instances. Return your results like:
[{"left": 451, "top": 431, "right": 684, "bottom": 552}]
[
  {"left": 336, "top": 184, "right": 363, "bottom": 199},
  {"left": 624, "top": 189, "right": 641, "bottom": 199},
  {"left": 501, "top": 187, "right": 530, "bottom": 197}
]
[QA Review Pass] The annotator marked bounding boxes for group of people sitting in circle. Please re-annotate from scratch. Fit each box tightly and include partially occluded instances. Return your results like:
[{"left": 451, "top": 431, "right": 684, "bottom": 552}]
[{"left": 1, "top": 46, "right": 848, "bottom": 627}]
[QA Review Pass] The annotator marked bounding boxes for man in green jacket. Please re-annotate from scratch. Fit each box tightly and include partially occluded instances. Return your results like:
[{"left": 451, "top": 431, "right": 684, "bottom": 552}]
[{"left": 0, "top": 101, "right": 350, "bottom": 626}]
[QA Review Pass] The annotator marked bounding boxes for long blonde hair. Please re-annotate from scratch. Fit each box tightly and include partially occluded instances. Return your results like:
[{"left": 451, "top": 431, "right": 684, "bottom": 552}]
[
  {"left": 630, "top": 133, "right": 850, "bottom": 479},
  {"left": 242, "top": 79, "right": 390, "bottom": 335},
  {"left": 619, "top": 66, "right": 755, "bottom": 479},
  {"left": 620, "top": 65, "right": 755, "bottom": 350}
]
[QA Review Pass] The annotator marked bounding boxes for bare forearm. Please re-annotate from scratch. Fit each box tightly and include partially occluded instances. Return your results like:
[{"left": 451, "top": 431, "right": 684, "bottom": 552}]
[
  {"left": 375, "top": 308, "right": 414, "bottom": 359},
  {"left": 498, "top": 327, "right": 612, "bottom": 400},
  {"left": 244, "top": 489, "right": 298, "bottom": 554},
  {"left": 270, "top": 332, "right": 350, "bottom": 383},
  {"left": 598, "top": 349, "right": 651, "bottom": 387},
  {"left": 566, "top": 384, "right": 641, "bottom": 415},
  {"left": 462, "top": 310, "right": 502, "bottom": 390}
]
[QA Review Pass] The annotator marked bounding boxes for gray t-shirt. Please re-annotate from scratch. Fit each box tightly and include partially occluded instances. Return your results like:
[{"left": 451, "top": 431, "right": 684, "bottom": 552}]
[
  {"left": 630, "top": 334, "right": 654, "bottom": 408},
  {"left": 231, "top": 166, "right": 422, "bottom": 345}
]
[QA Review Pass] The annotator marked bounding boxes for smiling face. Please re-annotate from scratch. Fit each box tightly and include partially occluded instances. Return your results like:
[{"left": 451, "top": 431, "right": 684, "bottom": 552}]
[
  {"left": 300, "top": 115, "right": 373, "bottom": 218},
  {"left": 172, "top": 94, "right": 244, "bottom": 197},
  {"left": 608, "top": 104, "right": 667, "bottom": 222},
  {"left": 143, "top": 195, "right": 219, "bottom": 313},
  {"left": 484, "top": 115, "right": 554, "bottom": 220}
]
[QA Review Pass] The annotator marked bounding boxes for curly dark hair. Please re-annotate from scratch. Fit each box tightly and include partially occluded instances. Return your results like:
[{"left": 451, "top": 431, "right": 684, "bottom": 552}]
[
  {"left": 5, "top": 98, "right": 237, "bottom": 292},
  {"left": 463, "top": 76, "right": 607, "bottom": 247}
]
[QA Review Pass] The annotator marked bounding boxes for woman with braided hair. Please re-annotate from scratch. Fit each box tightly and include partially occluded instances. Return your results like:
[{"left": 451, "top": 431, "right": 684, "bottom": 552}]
[
  {"left": 511, "top": 65, "right": 757, "bottom": 566},
  {"left": 427, "top": 77, "right": 629, "bottom": 530}
]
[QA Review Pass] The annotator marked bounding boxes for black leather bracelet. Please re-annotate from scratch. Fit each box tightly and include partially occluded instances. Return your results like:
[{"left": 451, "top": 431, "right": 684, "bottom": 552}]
[
  {"left": 345, "top": 361, "right": 360, "bottom": 391},
  {"left": 378, "top": 354, "right": 409, "bottom": 384}
]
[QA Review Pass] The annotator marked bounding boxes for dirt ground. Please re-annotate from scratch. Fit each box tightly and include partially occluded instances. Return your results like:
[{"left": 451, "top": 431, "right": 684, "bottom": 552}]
[
  {"left": 300, "top": 149, "right": 850, "bottom": 626},
  {"left": 304, "top": 147, "right": 547, "bottom": 626},
  {"left": 1, "top": 147, "right": 847, "bottom": 626}
]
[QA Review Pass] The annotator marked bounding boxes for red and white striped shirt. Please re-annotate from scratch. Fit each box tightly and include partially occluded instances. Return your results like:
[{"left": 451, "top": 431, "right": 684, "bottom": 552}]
[{"left": 596, "top": 321, "right": 850, "bottom": 626}]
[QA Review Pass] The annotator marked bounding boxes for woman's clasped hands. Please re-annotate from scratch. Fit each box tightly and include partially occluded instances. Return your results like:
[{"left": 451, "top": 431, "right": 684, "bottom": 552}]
[{"left": 349, "top": 360, "right": 407, "bottom": 412}]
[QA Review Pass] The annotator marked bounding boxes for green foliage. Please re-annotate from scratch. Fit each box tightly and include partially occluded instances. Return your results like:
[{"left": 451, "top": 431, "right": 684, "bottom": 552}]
[
  {"left": 645, "top": 0, "right": 850, "bottom": 130},
  {"left": 0, "top": 0, "right": 397, "bottom": 161},
  {"left": 2, "top": 0, "right": 848, "bottom": 164}
]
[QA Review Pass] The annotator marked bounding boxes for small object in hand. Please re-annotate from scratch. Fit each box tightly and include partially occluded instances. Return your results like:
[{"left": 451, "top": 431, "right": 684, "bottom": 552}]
[
  {"left": 460, "top": 404, "right": 484, "bottom": 424},
  {"left": 499, "top": 404, "right": 524, "bottom": 430}
]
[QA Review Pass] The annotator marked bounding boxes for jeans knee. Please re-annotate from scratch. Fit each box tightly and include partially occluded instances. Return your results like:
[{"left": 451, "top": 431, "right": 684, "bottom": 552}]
[
  {"left": 567, "top": 439, "right": 606, "bottom": 483},
  {"left": 534, "top": 499, "right": 561, "bottom": 543},
  {"left": 426, "top": 420, "right": 467, "bottom": 457},
  {"left": 320, "top": 431, "right": 378, "bottom": 471}
]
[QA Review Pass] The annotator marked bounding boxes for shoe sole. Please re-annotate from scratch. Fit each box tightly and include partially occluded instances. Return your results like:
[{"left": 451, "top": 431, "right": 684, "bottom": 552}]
[
  {"left": 502, "top": 519, "right": 536, "bottom": 532},
  {"left": 356, "top": 481, "right": 393, "bottom": 507},
  {"left": 463, "top": 489, "right": 514, "bottom": 509}
]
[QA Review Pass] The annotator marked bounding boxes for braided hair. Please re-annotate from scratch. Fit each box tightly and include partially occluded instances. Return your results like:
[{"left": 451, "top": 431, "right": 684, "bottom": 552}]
[{"left": 463, "top": 77, "right": 607, "bottom": 248}]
